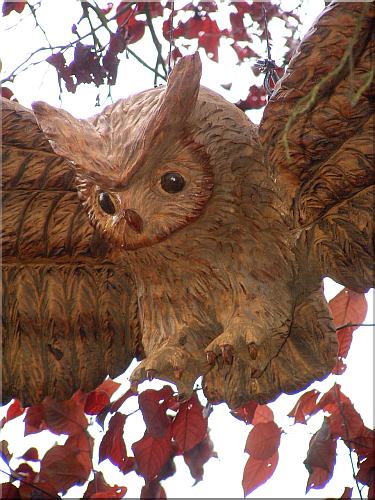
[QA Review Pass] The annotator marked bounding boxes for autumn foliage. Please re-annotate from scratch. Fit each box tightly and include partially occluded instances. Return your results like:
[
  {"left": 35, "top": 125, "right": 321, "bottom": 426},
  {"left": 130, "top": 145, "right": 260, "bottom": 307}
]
[
  {"left": 0, "top": 287, "right": 372, "bottom": 498},
  {"left": 1, "top": 0, "right": 298, "bottom": 109}
]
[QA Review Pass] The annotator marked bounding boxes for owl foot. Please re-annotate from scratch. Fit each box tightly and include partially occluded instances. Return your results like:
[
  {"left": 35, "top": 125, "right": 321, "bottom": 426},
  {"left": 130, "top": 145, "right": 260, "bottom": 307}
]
[
  {"left": 129, "top": 344, "right": 207, "bottom": 398},
  {"left": 205, "top": 330, "right": 268, "bottom": 376}
]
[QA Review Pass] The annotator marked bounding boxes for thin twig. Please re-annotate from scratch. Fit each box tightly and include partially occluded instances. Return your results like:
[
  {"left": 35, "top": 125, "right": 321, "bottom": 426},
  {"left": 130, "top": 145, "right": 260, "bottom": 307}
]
[
  {"left": 336, "top": 323, "right": 374, "bottom": 331},
  {"left": 126, "top": 47, "right": 167, "bottom": 82},
  {"left": 27, "top": 1, "right": 52, "bottom": 49},
  {"left": 144, "top": 3, "right": 168, "bottom": 79},
  {"left": 0, "top": 468, "right": 57, "bottom": 498}
]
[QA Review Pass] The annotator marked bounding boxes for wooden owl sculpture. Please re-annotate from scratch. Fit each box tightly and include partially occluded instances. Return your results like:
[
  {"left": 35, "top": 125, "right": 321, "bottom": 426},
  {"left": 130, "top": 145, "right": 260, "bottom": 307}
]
[{"left": 2, "top": 2, "right": 374, "bottom": 408}]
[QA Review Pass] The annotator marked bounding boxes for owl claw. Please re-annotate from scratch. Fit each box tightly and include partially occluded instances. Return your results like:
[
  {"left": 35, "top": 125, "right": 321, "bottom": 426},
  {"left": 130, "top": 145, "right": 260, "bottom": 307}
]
[
  {"left": 146, "top": 369, "right": 157, "bottom": 382},
  {"left": 248, "top": 342, "right": 258, "bottom": 360},
  {"left": 221, "top": 344, "right": 233, "bottom": 365},
  {"left": 251, "top": 367, "right": 261, "bottom": 378},
  {"left": 206, "top": 351, "right": 216, "bottom": 365}
]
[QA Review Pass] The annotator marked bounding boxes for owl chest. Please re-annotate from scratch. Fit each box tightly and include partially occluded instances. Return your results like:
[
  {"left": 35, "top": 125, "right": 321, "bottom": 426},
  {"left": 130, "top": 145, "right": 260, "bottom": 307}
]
[{"left": 127, "top": 239, "right": 270, "bottom": 337}]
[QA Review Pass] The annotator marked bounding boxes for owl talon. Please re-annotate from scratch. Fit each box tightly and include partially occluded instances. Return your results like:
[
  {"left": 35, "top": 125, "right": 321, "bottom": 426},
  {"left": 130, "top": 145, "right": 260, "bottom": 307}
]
[
  {"left": 248, "top": 342, "right": 258, "bottom": 360},
  {"left": 221, "top": 344, "right": 233, "bottom": 365},
  {"left": 146, "top": 369, "right": 157, "bottom": 382},
  {"left": 206, "top": 351, "right": 216, "bottom": 365}
]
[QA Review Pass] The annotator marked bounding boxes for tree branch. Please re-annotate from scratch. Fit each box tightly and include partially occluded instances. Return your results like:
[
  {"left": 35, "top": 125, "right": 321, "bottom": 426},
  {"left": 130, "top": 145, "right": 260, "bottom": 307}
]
[{"left": 335, "top": 323, "right": 374, "bottom": 331}]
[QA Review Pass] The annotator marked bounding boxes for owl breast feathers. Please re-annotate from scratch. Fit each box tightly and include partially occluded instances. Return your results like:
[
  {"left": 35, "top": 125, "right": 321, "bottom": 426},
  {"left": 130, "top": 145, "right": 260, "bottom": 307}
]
[{"left": 4, "top": 2, "right": 373, "bottom": 407}]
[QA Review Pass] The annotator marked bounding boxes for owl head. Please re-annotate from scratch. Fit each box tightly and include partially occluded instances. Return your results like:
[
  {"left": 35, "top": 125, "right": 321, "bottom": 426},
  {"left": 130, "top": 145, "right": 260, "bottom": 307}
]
[{"left": 32, "top": 54, "right": 215, "bottom": 250}]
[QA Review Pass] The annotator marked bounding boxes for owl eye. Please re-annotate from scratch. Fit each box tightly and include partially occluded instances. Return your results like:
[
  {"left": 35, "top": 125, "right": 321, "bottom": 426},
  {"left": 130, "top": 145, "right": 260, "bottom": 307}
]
[
  {"left": 160, "top": 172, "right": 185, "bottom": 193},
  {"left": 98, "top": 192, "right": 116, "bottom": 215}
]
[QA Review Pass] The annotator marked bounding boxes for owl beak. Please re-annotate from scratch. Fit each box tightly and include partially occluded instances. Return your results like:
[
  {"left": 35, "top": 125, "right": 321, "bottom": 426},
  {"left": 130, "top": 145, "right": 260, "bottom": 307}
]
[{"left": 123, "top": 209, "right": 143, "bottom": 234}]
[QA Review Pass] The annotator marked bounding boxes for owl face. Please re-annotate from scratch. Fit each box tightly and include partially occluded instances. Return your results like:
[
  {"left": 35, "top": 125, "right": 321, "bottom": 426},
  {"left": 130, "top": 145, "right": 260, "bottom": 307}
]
[
  {"left": 32, "top": 54, "right": 212, "bottom": 250},
  {"left": 77, "top": 139, "right": 213, "bottom": 250}
]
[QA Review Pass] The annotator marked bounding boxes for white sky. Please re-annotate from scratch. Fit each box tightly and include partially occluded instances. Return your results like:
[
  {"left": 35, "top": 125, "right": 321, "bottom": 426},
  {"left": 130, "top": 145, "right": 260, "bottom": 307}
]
[{"left": 1, "top": 1, "right": 373, "bottom": 498}]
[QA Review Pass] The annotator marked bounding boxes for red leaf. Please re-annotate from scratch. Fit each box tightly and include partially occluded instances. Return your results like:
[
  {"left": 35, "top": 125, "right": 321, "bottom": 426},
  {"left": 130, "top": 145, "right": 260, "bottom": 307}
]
[
  {"left": 316, "top": 385, "right": 364, "bottom": 442},
  {"left": 89, "top": 490, "right": 128, "bottom": 499},
  {"left": 96, "top": 388, "right": 136, "bottom": 428},
  {"left": 245, "top": 421, "right": 281, "bottom": 459},
  {"left": 230, "top": 12, "right": 251, "bottom": 41},
  {"left": 6, "top": 399, "right": 24, "bottom": 421},
  {"left": 356, "top": 455, "right": 375, "bottom": 487},
  {"left": 20, "top": 447, "right": 39, "bottom": 461},
  {"left": 304, "top": 418, "right": 337, "bottom": 492},
  {"left": 0, "top": 440, "right": 12, "bottom": 466},
  {"left": 329, "top": 288, "right": 368, "bottom": 359},
  {"left": 184, "top": 433, "right": 217, "bottom": 484},
  {"left": 14, "top": 462, "right": 36, "bottom": 482},
  {"left": 231, "top": 400, "right": 258, "bottom": 424},
  {"left": 139, "top": 387, "right": 173, "bottom": 438},
  {"left": 1, "top": 87, "right": 15, "bottom": 100},
  {"left": 39, "top": 431, "right": 93, "bottom": 494},
  {"left": 331, "top": 357, "right": 347, "bottom": 375},
  {"left": 0, "top": 483, "right": 20, "bottom": 498},
  {"left": 231, "top": 42, "right": 259, "bottom": 62},
  {"left": 100, "top": 2, "right": 113, "bottom": 16},
  {"left": 287, "top": 390, "right": 320, "bottom": 424},
  {"left": 2, "top": 1, "right": 26, "bottom": 16},
  {"left": 137, "top": 2, "right": 164, "bottom": 17},
  {"left": 85, "top": 391, "right": 110, "bottom": 415},
  {"left": 24, "top": 404, "right": 47, "bottom": 435},
  {"left": 132, "top": 431, "right": 173, "bottom": 481},
  {"left": 328, "top": 402, "right": 364, "bottom": 441},
  {"left": 242, "top": 451, "right": 278, "bottom": 496},
  {"left": 236, "top": 85, "right": 267, "bottom": 111},
  {"left": 96, "top": 379, "right": 121, "bottom": 398},
  {"left": 83, "top": 470, "right": 127, "bottom": 499},
  {"left": 111, "top": 388, "right": 137, "bottom": 413},
  {"left": 116, "top": 1, "right": 133, "bottom": 26},
  {"left": 172, "top": 393, "right": 208, "bottom": 453},
  {"left": 99, "top": 412, "right": 127, "bottom": 470},
  {"left": 198, "top": 18, "right": 222, "bottom": 62},
  {"left": 252, "top": 404, "right": 274, "bottom": 425},
  {"left": 43, "top": 396, "right": 88, "bottom": 436},
  {"left": 115, "top": 4, "right": 146, "bottom": 44},
  {"left": 141, "top": 480, "right": 167, "bottom": 499},
  {"left": 349, "top": 426, "right": 374, "bottom": 458}
]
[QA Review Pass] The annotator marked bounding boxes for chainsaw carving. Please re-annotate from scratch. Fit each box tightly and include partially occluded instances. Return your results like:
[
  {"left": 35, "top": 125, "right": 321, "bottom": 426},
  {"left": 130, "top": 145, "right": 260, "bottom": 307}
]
[{"left": 2, "top": 3, "right": 374, "bottom": 407}]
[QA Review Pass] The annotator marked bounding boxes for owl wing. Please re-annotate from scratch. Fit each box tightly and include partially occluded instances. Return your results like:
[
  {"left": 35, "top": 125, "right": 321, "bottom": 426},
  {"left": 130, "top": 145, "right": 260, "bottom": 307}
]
[
  {"left": 259, "top": 2, "right": 374, "bottom": 292},
  {"left": 1, "top": 97, "right": 141, "bottom": 405}
]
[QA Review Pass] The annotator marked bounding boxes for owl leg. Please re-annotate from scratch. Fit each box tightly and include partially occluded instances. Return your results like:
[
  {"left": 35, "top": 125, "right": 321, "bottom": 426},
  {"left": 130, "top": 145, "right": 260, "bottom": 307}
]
[
  {"left": 129, "top": 339, "right": 208, "bottom": 399},
  {"left": 205, "top": 313, "right": 290, "bottom": 378}
]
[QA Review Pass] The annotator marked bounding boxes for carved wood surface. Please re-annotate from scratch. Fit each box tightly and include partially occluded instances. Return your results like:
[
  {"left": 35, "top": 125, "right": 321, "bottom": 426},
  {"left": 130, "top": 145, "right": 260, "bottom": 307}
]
[
  {"left": 2, "top": 2, "right": 374, "bottom": 408},
  {"left": 2, "top": 100, "right": 140, "bottom": 405},
  {"left": 259, "top": 2, "right": 374, "bottom": 292}
]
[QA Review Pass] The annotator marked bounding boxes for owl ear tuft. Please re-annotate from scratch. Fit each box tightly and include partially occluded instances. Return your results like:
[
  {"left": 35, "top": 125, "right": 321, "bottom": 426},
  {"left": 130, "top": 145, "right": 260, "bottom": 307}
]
[
  {"left": 32, "top": 101, "right": 109, "bottom": 181},
  {"left": 32, "top": 101, "right": 83, "bottom": 160},
  {"left": 153, "top": 52, "right": 202, "bottom": 134}
]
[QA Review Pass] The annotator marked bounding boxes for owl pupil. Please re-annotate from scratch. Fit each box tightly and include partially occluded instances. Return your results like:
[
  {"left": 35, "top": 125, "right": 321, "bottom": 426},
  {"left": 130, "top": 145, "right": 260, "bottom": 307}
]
[
  {"left": 98, "top": 192, "right": 116, "bottom": 215},
  {"left": 161, "top": 172, "right": 185, "bottom": 193}
]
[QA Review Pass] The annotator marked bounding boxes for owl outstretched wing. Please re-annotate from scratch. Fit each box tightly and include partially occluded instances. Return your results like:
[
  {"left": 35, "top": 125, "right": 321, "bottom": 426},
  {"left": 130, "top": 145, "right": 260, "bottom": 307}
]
[
  {"left": 259, "top": 2, "right": 374, "bottom": 292},
  {"left": 1, "top": 98, "right": 140, "bottom": 405}
]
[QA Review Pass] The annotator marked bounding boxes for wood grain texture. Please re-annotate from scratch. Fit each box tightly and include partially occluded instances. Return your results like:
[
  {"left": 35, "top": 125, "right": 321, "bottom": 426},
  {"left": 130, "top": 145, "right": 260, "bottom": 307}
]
[
  {"left": 2, "top": 99, "right": 141, "bottom": 405},
  {"left": 259, "top": 2, "right": 374, "bottom": 293},
  {"left": 2, "top": 3, "right": 373, "bottom": 408}
]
